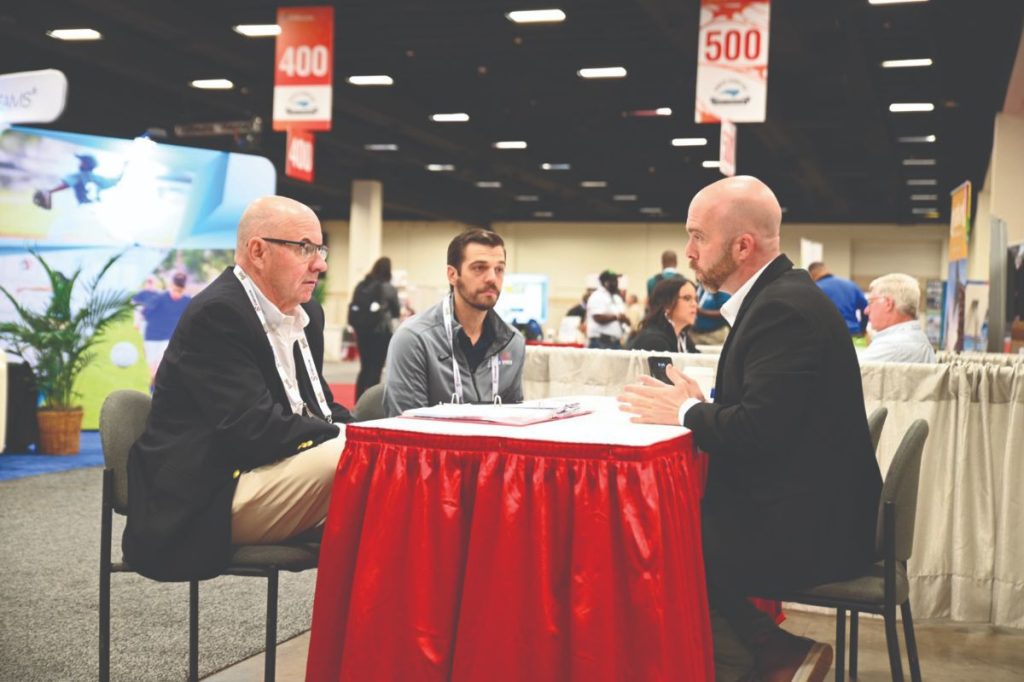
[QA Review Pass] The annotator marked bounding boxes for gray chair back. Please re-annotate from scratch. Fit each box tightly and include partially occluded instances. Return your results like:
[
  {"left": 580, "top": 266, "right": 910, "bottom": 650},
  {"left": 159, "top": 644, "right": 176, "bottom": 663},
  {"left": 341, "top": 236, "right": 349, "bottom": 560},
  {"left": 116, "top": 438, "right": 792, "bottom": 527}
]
[
  {"left": 352, "top": 383, "right": 386, "bottom": 422},
  {"left": 99, "top": 390, "right": 152, "bottom": 514},
  {"left": 867, "top": 406, "right": 888, "bottom": 452},
  {"left": 875, "top": 419, "right": 929, "bottom": 561}
]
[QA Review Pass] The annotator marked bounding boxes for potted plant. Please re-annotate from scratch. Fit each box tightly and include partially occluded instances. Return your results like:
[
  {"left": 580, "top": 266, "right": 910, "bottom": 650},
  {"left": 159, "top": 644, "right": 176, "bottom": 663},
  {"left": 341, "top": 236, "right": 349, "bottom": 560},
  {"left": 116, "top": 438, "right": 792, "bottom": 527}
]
[{"left": 0, "top": 250, "right": 133, "bottom": 454}]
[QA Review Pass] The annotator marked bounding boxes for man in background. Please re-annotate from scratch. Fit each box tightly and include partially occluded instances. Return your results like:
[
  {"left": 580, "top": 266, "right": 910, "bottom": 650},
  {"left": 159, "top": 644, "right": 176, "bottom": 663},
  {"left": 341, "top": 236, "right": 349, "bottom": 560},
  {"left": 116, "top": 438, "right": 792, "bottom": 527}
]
[
  {"left": 808, "top": 262, "right": 868, "bottom": 335},
  {"left": 646, "top": 249, "right": 683, "bottom": 299},
  {"left": 384, "top": 228, "right": 525, "bottom": 417},
  {"left": 689, "top": 285, "right": 731, "bottom": 345},
  {"left": 586, "top": 270, "right": 630, "bottom": 349},
  {"left": 619, "top": 176, "right": 881, "bottom": 682},
  {"left": 861, "top": 273, "right": 936, "bottom": 363},
  {"left": 134, "top": 271, "right": 192, "bottom": 385}
]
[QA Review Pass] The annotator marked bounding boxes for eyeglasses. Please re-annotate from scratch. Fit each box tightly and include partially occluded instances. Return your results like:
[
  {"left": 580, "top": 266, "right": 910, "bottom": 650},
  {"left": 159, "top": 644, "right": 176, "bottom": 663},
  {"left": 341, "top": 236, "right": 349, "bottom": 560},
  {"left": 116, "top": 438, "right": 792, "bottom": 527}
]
[{"left": 261, "top": 237, "right": 328, "bottom": 261}]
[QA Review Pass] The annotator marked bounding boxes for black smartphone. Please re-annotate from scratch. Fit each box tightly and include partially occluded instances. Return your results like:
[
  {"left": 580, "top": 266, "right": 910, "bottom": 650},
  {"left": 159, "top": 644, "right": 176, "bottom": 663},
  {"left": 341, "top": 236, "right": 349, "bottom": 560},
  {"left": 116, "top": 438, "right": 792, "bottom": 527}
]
[{"left": 647, "top": 356, "right": 673, "bottom": 384}]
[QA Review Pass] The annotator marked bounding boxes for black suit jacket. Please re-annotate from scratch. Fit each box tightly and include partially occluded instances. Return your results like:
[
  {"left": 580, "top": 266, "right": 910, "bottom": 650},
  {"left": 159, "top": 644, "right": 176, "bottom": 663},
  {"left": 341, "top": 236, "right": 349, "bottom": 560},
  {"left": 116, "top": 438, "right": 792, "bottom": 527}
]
[
  {"left": 685, "top": 255, "right": 882, "bottom": 590},
  {"left": 123, "top": 268, "right": 352, "bottom": 581}
]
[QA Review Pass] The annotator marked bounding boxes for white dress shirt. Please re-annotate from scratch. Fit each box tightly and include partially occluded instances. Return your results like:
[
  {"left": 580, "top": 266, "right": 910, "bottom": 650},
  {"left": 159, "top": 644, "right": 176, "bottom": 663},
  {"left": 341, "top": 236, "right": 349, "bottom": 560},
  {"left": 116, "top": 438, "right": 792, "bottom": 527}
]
[
  {"left": 242, "top": 269, "right": 311, "bottom": 416},
  {"left": 860, "top": 320, "right": 936, "bottom": 363},
  {"left": 677, "top": 259, "right": 774, "bottom": 425}
]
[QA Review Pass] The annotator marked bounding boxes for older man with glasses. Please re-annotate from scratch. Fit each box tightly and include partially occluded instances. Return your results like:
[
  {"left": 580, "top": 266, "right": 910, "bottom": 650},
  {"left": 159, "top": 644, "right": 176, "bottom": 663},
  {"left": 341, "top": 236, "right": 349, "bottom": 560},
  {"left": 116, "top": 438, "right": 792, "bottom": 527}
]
[
  {"left": 861, "top": 273, "right": 937, "bottom": 363},
  {"left": 122, "top": 195, "right": 354, "bottom": 582}
]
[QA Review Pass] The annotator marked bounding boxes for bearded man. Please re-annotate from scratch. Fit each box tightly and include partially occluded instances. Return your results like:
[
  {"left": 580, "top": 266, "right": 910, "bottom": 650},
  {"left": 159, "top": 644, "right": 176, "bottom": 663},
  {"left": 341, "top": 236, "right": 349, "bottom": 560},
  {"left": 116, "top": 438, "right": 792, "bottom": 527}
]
[
  {"left": 619, "top": 176, "right": 882, "bottom": 682},
  {"left": 383, "top": 228, "right": 525, "bottom": 417}
]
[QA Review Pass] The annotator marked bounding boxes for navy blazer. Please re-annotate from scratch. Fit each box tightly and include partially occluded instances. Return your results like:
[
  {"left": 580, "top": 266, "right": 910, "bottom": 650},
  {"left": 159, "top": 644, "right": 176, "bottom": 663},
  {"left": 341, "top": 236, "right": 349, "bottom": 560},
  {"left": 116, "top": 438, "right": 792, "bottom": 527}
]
[
  {"left": 123, "top": 268, "right": 352, "bottom": 581},
  {"left": 685, "top": 255, "right": 882, "bottom": 590}
]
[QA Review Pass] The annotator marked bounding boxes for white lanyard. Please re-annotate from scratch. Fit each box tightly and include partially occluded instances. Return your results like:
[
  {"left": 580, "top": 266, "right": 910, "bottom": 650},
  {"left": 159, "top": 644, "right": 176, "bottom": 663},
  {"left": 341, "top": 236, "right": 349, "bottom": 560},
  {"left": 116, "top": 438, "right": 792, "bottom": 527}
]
[
  {"left": 233, "top": 266, "right": 332, "bottom": 423},
  {"left": 442, "top": 293, "right": 501, "bottom": 404},
  {"left": 677, "top": 333, "right": 689, "bottom": 354}
]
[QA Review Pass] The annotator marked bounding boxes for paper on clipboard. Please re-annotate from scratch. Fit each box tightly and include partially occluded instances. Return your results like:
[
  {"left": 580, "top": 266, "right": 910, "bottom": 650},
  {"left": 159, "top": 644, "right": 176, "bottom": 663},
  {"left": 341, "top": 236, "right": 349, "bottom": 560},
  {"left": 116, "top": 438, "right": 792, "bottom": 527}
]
[{"left": 401, "top": 400, "right": 591, "bottom": 426}]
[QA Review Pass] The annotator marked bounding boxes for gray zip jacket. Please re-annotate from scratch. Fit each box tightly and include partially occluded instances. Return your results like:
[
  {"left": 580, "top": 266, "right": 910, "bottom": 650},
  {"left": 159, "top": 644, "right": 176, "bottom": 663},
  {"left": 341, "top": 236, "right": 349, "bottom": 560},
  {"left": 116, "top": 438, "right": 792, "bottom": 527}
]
[{"left": 383, "top": 296, "right": 525, "bottom": 417}]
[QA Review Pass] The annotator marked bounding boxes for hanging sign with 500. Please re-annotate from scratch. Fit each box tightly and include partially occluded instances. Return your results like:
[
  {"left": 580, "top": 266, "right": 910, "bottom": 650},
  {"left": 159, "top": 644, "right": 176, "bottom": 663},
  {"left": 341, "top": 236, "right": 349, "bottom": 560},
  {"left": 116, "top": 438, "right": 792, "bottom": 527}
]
[{"left": 695, "top": 0, "right": 771, "bottom": 124}]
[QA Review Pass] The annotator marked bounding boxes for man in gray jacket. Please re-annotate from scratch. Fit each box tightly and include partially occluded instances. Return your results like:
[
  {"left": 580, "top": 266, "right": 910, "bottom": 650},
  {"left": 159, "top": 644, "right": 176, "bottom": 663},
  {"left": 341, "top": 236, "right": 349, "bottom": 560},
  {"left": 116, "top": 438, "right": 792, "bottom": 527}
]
[{"left": 383, "top": 228, "right": 525, "bottom": 417}]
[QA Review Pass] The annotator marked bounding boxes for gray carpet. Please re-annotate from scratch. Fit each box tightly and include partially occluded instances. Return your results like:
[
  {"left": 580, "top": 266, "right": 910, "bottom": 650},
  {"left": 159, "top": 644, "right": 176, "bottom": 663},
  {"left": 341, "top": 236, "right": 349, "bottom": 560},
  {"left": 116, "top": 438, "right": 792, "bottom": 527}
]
[{"left": 0, "top": 467, "right": 318, "bottom": 681}]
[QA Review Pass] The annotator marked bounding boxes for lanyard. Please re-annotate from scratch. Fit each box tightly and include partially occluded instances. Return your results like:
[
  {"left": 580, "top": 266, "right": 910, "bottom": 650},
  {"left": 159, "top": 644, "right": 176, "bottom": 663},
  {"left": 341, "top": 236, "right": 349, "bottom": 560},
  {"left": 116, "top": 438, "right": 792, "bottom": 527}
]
[
  {"left": 677, "top": 333, "right": 689, "bottom": 354},
  {"left": 233, "top": 266, "right": 332, "bottom": 423},
  {"left": 442, "top": 293, "right": 501, "bottom": 404}
]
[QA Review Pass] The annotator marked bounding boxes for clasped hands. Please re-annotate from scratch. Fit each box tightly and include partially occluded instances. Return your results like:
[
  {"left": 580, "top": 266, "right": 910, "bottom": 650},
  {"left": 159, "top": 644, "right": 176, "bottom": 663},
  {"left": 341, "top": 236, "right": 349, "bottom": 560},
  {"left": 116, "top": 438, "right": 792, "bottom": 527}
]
[{"left": 617, "top": 364, "right": 706, "bottom": 425}]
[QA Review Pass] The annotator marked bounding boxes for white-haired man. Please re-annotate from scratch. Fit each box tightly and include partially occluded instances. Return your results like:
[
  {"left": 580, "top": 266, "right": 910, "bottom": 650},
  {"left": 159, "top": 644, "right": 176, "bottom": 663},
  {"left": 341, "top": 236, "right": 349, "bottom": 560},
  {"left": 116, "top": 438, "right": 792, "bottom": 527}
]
[{"left": 862, "top": 273, "right": 936, "bottom": 363}]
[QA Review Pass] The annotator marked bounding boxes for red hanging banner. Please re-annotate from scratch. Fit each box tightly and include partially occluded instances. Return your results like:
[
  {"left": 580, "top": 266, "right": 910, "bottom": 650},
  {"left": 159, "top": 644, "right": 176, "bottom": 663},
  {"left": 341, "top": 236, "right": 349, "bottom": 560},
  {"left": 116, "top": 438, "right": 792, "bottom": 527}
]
[
  {"left": 695, "top": 0, "right": 771, "bottom": 123},
  {"left": 285, "top": 128, "right": 315, "bottom": 183},
  {"left": 273, "top": 6, "right": 333, "bottom": 132}
]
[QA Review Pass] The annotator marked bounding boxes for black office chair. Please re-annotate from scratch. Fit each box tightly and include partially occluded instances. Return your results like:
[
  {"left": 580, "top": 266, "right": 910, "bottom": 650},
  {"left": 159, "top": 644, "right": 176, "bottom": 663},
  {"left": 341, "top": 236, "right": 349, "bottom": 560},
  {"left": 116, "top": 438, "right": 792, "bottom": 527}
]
[
  {"left": 98, "top": 390, "right": 320, "bottom": 682},
  {"left": 761, "top": 419, "right": 929, "bottom": 682},
  {"left": 867, "top": 406, "right": 888, "bottom": 452},
  {"left": 352, "top": 382, "right": 387, "bottom": 421}
]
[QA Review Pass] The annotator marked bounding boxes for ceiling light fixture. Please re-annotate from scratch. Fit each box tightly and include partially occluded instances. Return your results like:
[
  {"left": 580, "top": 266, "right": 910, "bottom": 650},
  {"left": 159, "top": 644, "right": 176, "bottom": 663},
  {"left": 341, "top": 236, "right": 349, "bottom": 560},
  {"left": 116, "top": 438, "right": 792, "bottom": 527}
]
[
  {"left": 533, "top": 211, "right": 554, "bottom": 218},
  {"left": 881, "top": 58, "right": 933, "bottom": 68},
  {"left": 475, "top": 181, "right": 502, "bottom": 188},
  {"left": 580, "top": 181, "right": 607, "bottom": 188},
  {"left": 494, "top": 140, "right": 527, "bottom": 149},
  {"left": 897, "top": 134, "right": 936, "bottom": 143},
  {"left": 911, "top": 207, "right": 939, "bottom": 215},
  {"left": 702, "top": 160, "right": 721, "bottom": 168},
  {"left": 515, "top": 195, "right": 540, "bottom": 202},
  {"left": 578, "top": 66, "right": 627, "bottom": 79},
  {"left": 889, "top": 102, "right": 935, "bottom": 113},
  {"left": 907, "top": 179, "right": 937, "bottom": 186},
  {"left": 639, "top": 207, "right": 663, "bottom": 215},
  {"left": 347, "top": 75, "right": 394, "bottom": 86},
  {"left": 426, "top": 164, "right": 455, "bottom": 172},
  {"left": 46, "top": 28, "right": 102, "bottom": 41},
  {"left": 505, "top": 9, "right": 567, "bottom": 24},
  {"left": 672, "top": 137, "right": 708, "bottom": 147},
  {"left": 233, "top": 24, "right": 280, "bottom": 37},
  {"left": 655, "top": 107, "right": 673, "bottom": 116},
  {"left": 190, "top": 79, "right": 234, "bottom": 89},
  {"left": 910, "top": 194, "right": 938, "bottom": 200},
  {"left": 869, "top": 0, "right": 929, "bottom": 5},
  {"left": 365, "top": 144, "right": 398, "bottom": 151},
  {"left": 540, "top": 163, "right": 571, "bottom": 170},
  {"left": 613, "top": 194, "right": 637, "bottom": 201},
  {"left": 902, "top": 158, "right": 936, "bottom": 166},
  {"left": 430, "top": 112, "right": 470, "bottom": 122}
]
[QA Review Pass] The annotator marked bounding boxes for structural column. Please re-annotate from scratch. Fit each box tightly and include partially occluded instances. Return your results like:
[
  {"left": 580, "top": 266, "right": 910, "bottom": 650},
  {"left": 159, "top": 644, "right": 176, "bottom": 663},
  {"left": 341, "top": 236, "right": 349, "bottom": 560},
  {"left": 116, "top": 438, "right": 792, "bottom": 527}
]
[{"left": 348, "top": 180, "right": 383, "bottom": 294}]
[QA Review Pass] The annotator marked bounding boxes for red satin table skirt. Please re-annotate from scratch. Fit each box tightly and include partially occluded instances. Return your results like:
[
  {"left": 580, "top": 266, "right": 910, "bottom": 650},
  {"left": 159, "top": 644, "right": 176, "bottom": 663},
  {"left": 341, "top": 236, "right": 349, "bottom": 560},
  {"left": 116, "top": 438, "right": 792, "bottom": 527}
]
[{"left": 307, "top": 426, "right": 714, "bottom": 681}]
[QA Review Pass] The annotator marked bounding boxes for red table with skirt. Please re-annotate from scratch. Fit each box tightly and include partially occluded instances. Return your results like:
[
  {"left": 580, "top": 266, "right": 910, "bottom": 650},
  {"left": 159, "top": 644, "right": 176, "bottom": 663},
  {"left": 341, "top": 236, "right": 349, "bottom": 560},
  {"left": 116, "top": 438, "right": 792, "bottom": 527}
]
[{"left": 307, "top": 396, "right": 765, "bottom": 681}]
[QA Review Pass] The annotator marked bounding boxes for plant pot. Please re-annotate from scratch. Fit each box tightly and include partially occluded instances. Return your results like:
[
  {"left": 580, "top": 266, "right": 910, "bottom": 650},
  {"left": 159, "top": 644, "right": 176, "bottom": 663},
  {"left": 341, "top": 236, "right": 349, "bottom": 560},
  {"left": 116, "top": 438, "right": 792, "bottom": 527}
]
[{"left": 36, "top": 408, "right": 84, "bottom": 455}]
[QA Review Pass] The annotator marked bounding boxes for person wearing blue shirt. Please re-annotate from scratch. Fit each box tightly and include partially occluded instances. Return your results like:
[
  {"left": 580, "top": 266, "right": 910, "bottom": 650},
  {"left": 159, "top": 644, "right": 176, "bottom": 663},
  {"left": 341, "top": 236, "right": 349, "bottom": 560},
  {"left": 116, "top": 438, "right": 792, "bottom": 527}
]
[
  {"left": 133, "top": 271, "right": 192, "bottom": 384},
  {"left": 809, "top": 262, "right": 868, "bottom": 335},
  {"left": 690, "top": 285, "right": 731, "bottom": 345}
]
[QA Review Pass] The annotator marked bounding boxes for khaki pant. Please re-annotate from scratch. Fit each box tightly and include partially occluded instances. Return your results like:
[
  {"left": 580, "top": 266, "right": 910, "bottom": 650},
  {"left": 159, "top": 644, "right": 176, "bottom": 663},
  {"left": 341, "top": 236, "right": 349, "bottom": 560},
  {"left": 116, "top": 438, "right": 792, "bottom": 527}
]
[{"left": 231, "top": 432, "right": 346, "bottom": 544}]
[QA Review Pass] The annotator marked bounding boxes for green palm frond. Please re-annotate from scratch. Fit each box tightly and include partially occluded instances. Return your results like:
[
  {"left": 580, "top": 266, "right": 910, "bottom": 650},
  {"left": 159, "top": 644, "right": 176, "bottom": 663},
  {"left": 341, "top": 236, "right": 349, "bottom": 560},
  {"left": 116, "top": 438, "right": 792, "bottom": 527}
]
[{"left": 0, "top": 251, "right": 135, "bottom": 409}]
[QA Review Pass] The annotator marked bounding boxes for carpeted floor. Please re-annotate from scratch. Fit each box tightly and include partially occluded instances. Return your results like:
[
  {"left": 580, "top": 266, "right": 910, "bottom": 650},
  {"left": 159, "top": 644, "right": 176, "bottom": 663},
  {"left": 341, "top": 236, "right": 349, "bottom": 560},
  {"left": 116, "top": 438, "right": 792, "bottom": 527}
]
[{"left": 0, "top": 465, "right": 318, "bottom": 681}]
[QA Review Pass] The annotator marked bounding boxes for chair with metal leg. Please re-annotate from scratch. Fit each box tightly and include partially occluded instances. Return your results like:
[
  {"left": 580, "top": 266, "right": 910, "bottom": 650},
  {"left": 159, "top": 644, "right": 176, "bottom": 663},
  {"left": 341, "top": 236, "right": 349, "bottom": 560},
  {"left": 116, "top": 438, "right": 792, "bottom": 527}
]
[
  {"left": 759, "top": 419, "right": 928, "bottom": 681},
  {"left": 98, "top": 389, "right": 320, "bottom": 682}
]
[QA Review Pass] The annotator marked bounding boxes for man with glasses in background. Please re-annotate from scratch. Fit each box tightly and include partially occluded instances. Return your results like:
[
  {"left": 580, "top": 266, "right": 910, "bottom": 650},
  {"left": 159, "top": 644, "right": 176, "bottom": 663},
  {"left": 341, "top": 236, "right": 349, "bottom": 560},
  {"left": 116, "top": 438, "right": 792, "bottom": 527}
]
[
  {"left": 861, "top": 273, "right": 936, "bottom": 363},
  {"left": 123, "top": 196, "right": 353, "bottom": 581}
]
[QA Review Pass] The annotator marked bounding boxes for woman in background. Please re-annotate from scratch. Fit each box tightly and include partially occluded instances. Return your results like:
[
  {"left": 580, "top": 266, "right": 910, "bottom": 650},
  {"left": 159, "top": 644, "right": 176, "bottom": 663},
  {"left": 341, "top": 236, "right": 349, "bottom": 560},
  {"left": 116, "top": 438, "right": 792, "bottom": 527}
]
[
  {"left": 629, "top": 276, "right": 699, "bottom": 353},
  {"left": 351, "top": 257, "right": 401, "bottom": 398}
]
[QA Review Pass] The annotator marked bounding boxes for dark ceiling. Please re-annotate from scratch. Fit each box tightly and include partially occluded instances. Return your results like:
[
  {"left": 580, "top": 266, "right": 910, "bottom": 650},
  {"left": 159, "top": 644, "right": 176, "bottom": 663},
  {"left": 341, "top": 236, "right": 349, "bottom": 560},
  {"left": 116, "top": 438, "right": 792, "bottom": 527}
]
[{"left": 2, "top": 0, "right": 1021, "bottom": 226}]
